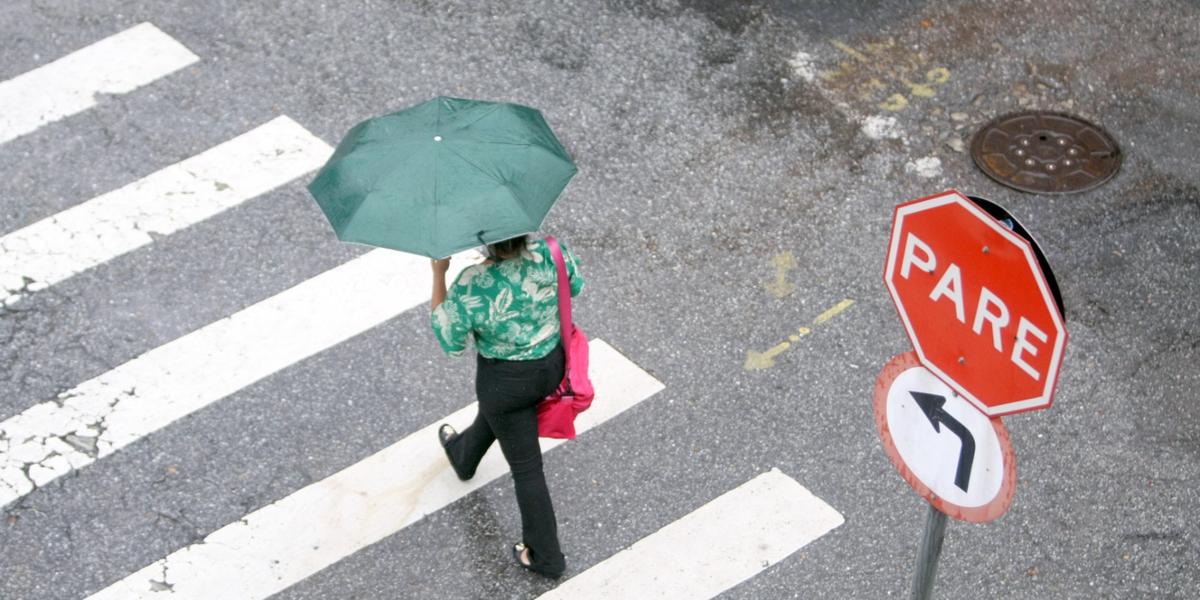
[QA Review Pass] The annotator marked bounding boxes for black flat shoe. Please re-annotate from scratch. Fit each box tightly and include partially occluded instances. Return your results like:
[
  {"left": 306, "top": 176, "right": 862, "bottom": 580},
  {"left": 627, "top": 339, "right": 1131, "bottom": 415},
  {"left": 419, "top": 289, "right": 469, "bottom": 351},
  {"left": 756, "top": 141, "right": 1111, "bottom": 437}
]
[
  {"left": 438, "top": 424, "right": 471, "bottom": 481},
  {"left": 512, "top": 543, "right": 563, "bottom": 580}
]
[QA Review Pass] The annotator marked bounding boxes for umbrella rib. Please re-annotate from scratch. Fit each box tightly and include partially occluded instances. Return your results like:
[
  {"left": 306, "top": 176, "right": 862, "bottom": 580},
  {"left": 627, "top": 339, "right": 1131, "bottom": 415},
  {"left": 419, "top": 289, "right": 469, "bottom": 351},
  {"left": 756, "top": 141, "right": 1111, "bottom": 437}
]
[
  {"left": 461, "top": 140, "right": 541, "bottom": 147},
  {"left": 443, "top": 143, "right": 541, "bottom": 227},
  {"left": 451, "top": 103, "right": 504, "bottom": 132},
  {"left": 443, "top": 143, "right": 517, "bottom": 185}
]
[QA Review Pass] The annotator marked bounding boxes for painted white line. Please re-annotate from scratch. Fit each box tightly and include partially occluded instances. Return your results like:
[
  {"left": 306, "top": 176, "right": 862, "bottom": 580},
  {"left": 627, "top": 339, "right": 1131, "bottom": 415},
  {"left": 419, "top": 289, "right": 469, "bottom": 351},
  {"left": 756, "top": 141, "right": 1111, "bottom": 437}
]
[
  {"left": 0, "top": 22, "right": 199, "bottom": 145},
  {"left": 84, "top": 340, "right": 664, "bottom": 600},
  {"left": 0, "top": 116, "right": 331, "bottom": 305},
  {"left": 538, "top": 469, "right": 844, "bottom": 600},
  {"left": 0, "top": 249, "right": 482, "bottom": 508}
]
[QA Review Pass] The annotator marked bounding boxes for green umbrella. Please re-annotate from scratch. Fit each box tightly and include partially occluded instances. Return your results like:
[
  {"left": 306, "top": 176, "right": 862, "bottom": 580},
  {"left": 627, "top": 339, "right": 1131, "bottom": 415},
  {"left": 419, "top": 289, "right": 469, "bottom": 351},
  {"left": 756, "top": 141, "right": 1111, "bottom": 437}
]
[{"left": 307, "top": 96, "right": 577, "bottom": 258}]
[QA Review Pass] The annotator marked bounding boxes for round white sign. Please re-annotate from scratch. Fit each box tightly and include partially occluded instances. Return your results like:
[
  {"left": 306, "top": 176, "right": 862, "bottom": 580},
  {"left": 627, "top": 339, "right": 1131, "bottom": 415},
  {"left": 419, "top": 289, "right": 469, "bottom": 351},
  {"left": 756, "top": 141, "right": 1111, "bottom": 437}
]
[{"left": 874, "top": 352, "right": 1017, "bottom": 522}]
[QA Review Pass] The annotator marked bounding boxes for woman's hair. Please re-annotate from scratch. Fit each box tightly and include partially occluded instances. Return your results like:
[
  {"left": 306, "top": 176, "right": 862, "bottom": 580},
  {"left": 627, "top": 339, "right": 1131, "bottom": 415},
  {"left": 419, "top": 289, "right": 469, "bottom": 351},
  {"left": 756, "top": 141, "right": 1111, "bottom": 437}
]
[{"left": 487, "top": 234, "right": 529, "bottom": 261}]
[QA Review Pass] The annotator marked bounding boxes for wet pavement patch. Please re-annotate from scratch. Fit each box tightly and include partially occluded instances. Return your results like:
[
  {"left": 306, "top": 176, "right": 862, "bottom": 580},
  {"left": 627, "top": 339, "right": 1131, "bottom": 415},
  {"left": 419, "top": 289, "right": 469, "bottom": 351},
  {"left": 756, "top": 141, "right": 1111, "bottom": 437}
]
[
  {"left": 517, "top": 18, "right": 592, "bottom": 71},
  {"left": 970, "top": 110, "right": 1122, "bottom": 194},
  {"left": 679, "top": 0, "right": 763, "bottom": 36}
]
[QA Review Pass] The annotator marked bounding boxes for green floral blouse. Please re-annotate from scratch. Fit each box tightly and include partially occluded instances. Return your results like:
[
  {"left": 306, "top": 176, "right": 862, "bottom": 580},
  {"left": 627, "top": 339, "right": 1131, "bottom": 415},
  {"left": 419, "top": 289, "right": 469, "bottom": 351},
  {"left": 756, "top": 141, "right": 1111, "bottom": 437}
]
[{"left": 432, "top": 238, "right": 584, "bottom": 360}]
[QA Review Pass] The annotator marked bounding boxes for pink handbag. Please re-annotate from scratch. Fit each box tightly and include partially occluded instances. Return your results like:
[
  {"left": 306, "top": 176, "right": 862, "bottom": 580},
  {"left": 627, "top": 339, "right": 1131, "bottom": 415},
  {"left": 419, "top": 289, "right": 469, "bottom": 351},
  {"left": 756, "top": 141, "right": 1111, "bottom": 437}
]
[{"left": 537, "top": 237, "right": 594, "bottom": 439}]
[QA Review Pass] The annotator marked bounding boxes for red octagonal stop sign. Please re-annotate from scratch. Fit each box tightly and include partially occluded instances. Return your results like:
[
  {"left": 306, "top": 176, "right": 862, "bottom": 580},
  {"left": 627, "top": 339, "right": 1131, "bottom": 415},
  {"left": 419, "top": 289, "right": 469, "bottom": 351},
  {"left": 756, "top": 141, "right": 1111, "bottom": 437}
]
[{"left": 884, "top": 190, "right": 1067, "bottom": 417}]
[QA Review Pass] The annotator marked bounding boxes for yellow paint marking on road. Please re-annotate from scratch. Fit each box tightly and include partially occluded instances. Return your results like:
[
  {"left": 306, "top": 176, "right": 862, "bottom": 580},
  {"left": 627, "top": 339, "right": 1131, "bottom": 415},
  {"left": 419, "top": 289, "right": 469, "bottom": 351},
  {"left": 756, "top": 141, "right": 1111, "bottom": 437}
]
[
  {"left": 902, "top": 78, "right": 936, "bottom": 98},
  {"left": 819, "top": 62, "right": 854, "bottom": 82},
  {"left": 744, "top": 301, "right": 854, "bottom": 371},
  {"left": 812, "top": 299, "right": 856, "bottom": 325},
  {"left": 744, "top": 341, "right": 792, "bottom": 371},
  {"left": 763, "top": 252, "right": 798, "bottom": 299},
  {"left": 806, "top": 37, "right": 951, "bottom": 114},
  {"left": 786, "top": 326, "right": 813, "bottom": 343},
  {"left": 880, "top": 93, "right": 909, "bottom": 111},
  {"left": 832, "top": 40, "right": 870, "bottom": 63},
  {"left": 861, "top": 77, "right": 889, "bottom": 97}
]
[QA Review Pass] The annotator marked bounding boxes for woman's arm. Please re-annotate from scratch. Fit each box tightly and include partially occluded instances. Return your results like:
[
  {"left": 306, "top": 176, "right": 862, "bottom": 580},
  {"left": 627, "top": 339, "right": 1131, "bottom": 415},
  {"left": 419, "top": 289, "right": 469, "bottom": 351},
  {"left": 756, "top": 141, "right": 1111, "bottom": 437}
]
[{"left": 430, "top": 258, "right": 450, "bottom": 310}]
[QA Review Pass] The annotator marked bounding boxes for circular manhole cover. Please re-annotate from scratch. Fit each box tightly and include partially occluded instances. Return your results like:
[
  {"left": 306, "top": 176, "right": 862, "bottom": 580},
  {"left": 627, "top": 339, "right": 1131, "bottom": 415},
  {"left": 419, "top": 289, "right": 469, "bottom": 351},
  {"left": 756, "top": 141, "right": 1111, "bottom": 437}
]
[{"left": 970, "top": 111, "right": 1122, "bottom": 194}]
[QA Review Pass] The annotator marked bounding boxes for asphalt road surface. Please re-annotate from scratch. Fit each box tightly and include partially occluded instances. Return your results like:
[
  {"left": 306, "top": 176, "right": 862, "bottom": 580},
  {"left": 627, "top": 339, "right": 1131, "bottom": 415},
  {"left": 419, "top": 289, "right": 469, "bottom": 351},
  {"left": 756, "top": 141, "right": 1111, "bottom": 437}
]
[{"left": 1, "top": 1, "right": 1197, "bottom": 598}]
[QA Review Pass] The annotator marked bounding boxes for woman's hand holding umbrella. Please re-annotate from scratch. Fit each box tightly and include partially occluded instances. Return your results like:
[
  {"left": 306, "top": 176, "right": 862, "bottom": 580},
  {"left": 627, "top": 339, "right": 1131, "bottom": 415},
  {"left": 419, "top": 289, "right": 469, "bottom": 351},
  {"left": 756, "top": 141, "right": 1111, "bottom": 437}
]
[{"left": 430, "top": 258, "right": 450, "bottom": 310}]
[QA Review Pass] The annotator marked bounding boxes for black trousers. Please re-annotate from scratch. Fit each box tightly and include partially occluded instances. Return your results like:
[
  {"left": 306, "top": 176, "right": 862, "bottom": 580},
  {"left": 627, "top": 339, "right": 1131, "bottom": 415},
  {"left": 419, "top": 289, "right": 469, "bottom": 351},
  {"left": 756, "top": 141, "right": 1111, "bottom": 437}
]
[{"left": 443, "top": 345, "right": 566, "bottom": 576}]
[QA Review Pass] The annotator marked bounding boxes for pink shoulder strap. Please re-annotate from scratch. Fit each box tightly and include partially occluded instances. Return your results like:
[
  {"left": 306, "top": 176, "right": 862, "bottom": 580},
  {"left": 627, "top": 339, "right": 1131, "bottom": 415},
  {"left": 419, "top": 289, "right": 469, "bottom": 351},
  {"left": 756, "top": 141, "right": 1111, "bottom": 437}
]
[{"left": 544, "top": 236, "right": 573, "bottom": 364}]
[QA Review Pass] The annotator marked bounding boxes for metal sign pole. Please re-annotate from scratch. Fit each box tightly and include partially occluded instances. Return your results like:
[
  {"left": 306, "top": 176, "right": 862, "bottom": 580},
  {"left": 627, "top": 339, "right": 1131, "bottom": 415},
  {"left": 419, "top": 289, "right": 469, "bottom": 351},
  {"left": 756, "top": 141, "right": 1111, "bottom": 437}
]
[{"left": 911, "top": 503, "right": 948, "bottom": 600}]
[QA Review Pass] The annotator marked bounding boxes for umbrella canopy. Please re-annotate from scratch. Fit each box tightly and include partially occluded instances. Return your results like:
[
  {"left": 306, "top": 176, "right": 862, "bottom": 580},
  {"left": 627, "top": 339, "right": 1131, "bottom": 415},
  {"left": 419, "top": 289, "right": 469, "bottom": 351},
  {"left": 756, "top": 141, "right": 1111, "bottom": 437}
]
[{"left": 307, "top": 96, "right": 577, "bottom": 258}]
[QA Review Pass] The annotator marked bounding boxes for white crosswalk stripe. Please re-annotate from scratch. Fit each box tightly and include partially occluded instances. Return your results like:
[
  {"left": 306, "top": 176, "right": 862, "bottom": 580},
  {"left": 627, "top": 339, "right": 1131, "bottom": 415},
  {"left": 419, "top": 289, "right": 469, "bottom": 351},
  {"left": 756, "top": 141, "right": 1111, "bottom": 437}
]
[
  {"left": 84, "top": 340, "right": 665, "bottom": 600},
  {"left": 0, "top": 248, "right": 481, "bottom": 508},
  {"left": 537, "top": 469, "right": 844, "bottom": 599},
  {"left": 0, "top": 116, "right": 331, "bottom": 305},
  {"left": 0, "top": 22, "right": 198, "bottom": 145}
]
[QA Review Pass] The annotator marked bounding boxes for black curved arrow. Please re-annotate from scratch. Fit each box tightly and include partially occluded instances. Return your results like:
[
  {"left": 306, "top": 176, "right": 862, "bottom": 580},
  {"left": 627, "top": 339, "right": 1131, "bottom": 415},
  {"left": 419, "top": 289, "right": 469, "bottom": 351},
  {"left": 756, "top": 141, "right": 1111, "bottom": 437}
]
[{"left": 910, "top": 391, "right": 976, "bottom": 492}]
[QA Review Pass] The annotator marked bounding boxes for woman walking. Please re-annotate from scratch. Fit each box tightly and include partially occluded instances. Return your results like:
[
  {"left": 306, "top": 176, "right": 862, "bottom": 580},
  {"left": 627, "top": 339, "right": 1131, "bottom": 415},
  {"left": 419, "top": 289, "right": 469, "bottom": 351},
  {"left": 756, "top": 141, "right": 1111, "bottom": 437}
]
[{"left": 430, "top": 234, "right": 584, "bottom": 579}]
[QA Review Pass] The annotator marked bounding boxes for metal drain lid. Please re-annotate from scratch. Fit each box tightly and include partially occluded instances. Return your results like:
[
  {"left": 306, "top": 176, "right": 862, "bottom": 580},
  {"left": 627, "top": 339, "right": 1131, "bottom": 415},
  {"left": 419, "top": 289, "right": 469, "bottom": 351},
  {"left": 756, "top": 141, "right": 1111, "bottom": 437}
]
[{"left": 970, "top": 111, "right": 1122, "bottom": 194}]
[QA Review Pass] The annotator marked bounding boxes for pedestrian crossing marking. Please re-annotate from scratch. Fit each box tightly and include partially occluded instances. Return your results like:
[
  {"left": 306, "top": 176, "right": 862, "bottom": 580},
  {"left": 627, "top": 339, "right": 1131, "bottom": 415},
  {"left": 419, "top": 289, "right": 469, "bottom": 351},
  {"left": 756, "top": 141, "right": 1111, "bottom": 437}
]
[
  {"left": 537, "top": 469, "right": 844, "bottom": 599},
  {"left": 0, "top": 116, "right": 331, "bottom": 306},
  {"left": 0, "top": 22, "right": 199, "bottom": 145},
  {"left": 0, "top": 248, "right": 481, "bottom": 508},
  {"left": 84, "top": 339, "right": 664, "bottom": 600}
]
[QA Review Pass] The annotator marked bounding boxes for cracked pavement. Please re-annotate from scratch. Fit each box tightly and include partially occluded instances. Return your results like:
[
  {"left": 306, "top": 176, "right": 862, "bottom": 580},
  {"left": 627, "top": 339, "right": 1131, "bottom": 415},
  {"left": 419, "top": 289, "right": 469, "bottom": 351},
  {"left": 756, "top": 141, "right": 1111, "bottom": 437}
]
[{"left": 0, "top": 380, "right": 126, "bottom": 506}]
